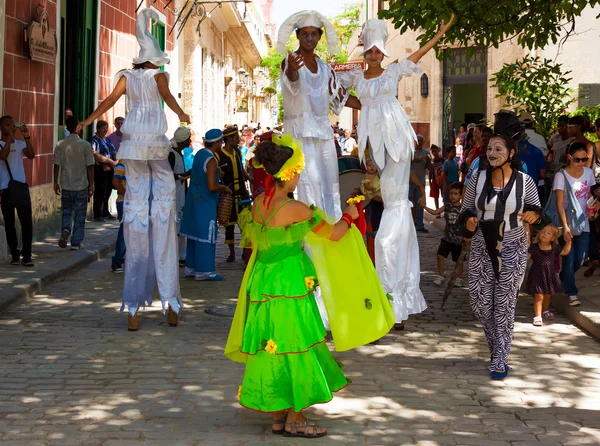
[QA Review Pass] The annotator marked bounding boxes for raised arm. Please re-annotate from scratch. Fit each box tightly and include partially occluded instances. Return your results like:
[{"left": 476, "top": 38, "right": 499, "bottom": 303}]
[
  {"left": 408, "top": 15, "right": 454, "bottom": 64},
  {"left": 77, "top": 76, "right": 127, "bottom": 133}
]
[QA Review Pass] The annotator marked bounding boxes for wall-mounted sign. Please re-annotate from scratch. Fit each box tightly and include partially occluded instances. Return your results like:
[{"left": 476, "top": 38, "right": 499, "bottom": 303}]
[
  {"left": 331, "top": 61, "right": 365, "bottom": 72},
  {"left": 26, "top": 9, "right": 57, "bottom": 63},
  {"left": 236, "top": 97, "right": 249, "bottom": 113}
]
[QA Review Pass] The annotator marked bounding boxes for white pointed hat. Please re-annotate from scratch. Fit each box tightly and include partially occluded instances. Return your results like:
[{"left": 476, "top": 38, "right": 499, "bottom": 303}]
[
  {"left": 277, "top": 10, "right": 339, "bottom": 55},
  {"left": 360, "top": 19, "right": 389, "bottom": 57},
  {"left": 133, "top": 8, "right": 170, "bottom": 66}
]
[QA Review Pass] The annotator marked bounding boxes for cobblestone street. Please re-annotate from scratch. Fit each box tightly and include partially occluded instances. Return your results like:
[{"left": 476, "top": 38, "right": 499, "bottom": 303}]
[{"left": 1, "top": 225, "right": 600, "bottom": 446}]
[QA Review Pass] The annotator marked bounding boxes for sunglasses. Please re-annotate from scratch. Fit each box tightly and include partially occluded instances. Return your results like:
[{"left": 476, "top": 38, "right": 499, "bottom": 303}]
[{"left": 571, "top": 157, "right": 589, "bottom": 163}]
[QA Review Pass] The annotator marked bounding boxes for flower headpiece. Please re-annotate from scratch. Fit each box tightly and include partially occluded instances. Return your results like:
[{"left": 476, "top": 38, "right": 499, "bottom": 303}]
[
  {"left": 254, "top": 133, "right": 305, "bottom": 207},
  {"left": 271, "top": 134, "right": 305, "bottom": 181}
]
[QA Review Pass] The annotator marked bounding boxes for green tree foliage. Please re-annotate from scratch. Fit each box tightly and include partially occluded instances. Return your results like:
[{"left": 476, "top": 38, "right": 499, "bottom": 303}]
[
  {"left": 490, "top": 56, "right": 576, "bottom": 139},
  {"left": 260, "top": 3, "right": 360, "bottom": 123},
  {"left": 379, "top": 0, "right": 599, "bottom": 55}
]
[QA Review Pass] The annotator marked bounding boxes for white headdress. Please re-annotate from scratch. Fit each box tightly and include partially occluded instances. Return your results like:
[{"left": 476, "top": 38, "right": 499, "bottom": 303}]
[
  {"left": 277, "top": 10, "right": 339, "bottom": 55},
  {"left": 360, "top": 19, "right": 389, "bottom": 57},
  {"left": 133, "top": 8, "right": 170, "bottom": 66}
]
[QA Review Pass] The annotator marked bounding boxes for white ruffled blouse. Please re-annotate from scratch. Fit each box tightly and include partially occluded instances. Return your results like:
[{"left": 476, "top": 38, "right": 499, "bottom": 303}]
[
  {"left": 337, "top": 59, "right": 422, "bottom": 170},
  {"left": 115, "top": 68, "right": 171, "bottom": 161}
]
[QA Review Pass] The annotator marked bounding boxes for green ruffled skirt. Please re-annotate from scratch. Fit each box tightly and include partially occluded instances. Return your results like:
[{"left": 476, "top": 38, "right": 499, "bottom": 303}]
[{"left": 238, "top": 250, "right": 348, "bottom": 412}]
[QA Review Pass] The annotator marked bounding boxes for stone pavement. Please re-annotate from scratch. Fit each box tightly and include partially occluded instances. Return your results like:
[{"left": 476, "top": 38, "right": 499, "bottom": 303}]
[
  {"left": 0, "top": 220, "right": 120, "bottom": 315},
  {"left": 1, "top": 224, "right": 600, "bottom": 446}
]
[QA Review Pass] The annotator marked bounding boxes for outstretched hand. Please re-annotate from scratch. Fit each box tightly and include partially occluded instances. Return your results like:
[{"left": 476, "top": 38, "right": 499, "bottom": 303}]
[
  {"left": 287, "top": 51, "right": 305, "bottom": 71},
  {"left": 439, "top": 14, "right": 455, "bottom": 35},
  {"left": 75, "top": 119, "right": 91, "bottom": 135}
]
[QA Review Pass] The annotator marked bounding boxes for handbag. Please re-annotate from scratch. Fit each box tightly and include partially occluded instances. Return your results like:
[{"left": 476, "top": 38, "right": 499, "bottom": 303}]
[
  {"left": 3, "top": 160, "right": 30, "bottom": 206},
  {"left": 543, "top": 170, "right": 586, "bottom": 236}
]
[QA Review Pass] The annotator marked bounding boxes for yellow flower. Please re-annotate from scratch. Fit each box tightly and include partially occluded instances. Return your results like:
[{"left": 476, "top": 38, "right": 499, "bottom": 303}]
[
  {"left": 237, "top": 386, "right": 242, "bottom": 400},
  {"left": 346, "top": 195, "right": 365, "bottom": 205},
  {"left": 305, "top": 276, "right": 316, "bottom": 290},
  {"left": 265, "top": 339, "right": 277, "bottom": 354}
]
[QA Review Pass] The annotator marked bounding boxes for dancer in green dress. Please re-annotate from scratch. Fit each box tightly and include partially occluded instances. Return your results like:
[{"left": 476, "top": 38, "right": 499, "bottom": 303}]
[{"left": 225, "top": 134, "right": 395, "bottom": 438}]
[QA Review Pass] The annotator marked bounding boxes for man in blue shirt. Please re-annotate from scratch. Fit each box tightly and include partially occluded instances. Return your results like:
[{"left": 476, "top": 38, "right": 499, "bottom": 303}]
[{"left": 517, "top": 138, "right": 546, "bottom": 200}]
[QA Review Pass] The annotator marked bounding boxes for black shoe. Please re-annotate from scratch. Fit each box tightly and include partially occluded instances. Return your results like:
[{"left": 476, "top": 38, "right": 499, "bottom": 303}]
[
  {"left": 179, "top": 260, "right": 186, "bottom": 268},
  {"left": 416, "top": 227, "right": 429, "bottom": 233},
  {"left": 111, "top": 261, "right": 124, "bottom": 273},
  {"left": 58, "top": 229, "right": 70, "bottom": 248},
  {"left": 10, "top": 254, "right": 20, "bottom": 265},
  {"left": 22, "top": 258, "right": 34, "bottom": 267},
  {"left": 94, "top": 217, "right": 105, "bottom": 222},
  {"left": 106, "top": 215, "right": 117, "bottom": 221}
]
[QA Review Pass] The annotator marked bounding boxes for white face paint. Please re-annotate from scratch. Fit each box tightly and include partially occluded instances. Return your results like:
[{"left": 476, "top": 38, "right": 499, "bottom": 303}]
[{"left": 487, "top": 137, "right": 510, "bottom": 168}]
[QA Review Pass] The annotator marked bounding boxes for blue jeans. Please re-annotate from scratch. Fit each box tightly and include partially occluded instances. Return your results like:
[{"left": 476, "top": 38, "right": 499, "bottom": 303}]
[
  {"left": 560, "top": 231, "right": 590, "bottom": 296},
  {"left": 61, "top": 189, "right": 88, "bottom": 247},
  {"left": 112, "top": 201, "right": 126, "bottom": 264},
  {"left": 409, "top": 184, "right": 424, "bottom": 230}
]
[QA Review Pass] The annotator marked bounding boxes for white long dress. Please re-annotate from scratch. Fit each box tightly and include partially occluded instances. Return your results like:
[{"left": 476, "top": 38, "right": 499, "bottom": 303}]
[
  {"left": 280, "top": 54, "right": 344, "bottom": 328},
  {"left": 338, "top": 60, "right": 427, "bottom": 322}
]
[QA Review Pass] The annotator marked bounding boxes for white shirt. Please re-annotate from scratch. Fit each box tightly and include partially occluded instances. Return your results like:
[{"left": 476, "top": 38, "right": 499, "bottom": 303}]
[
  {"left": 337, "top": 59, "right": 422, "bottom": 168},
  {"left": 0, "top": 139, "right": 27, "bottom": 189},
  {"left": 553, "top": 168, "right": 595, "bottom": 232},
  {"left": 525, "top": 129, "right": 548, "bottom": 157},
  {"left": 342, "top": 137, "right": 356, "bottom": 155}
]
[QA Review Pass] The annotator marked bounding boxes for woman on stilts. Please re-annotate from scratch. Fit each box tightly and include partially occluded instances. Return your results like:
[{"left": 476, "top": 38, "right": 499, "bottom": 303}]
[
  {"left": 78, "top": 7, "right": 190, "bottom": 330},
  {"left": 338, "top": 16, "right": 453, "bottom": 328}
]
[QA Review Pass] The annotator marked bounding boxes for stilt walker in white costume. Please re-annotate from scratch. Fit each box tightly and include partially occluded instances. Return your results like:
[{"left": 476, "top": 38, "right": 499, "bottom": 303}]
[
  {"left": 338, "top": 17, "right": 453, "bottom": 326},
  {"left": 278, "top": 11, "right": 361, "bottom": 329},
  {"left": 278, "top": 11, "right": 361, "bottom": 219},
  {"left": 78, "top": 7, "right": 191, "bottom": 331}
]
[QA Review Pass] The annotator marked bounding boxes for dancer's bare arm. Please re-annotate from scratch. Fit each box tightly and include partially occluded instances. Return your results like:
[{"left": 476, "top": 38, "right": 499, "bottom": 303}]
[
  {"left": 76, "top": 77, "right": 127, "bottom": 133},
  {"left": 408, "top": 15, "right": 454, "bottom": 64},
  {"left": 156, "top": 73, "right": 190, "bottom": 124}
]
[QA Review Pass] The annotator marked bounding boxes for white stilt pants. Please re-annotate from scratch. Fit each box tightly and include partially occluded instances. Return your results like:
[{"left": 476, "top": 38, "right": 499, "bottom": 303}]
[{"left": 121, "top": 159, "right": 182, "bottom": 316}]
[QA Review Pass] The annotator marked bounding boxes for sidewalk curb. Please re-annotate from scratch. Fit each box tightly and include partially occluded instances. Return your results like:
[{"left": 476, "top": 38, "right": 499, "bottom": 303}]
[
  {"left": 0, "top": 239, "right": 117, "bottom": 316},
  {"left": 552, "top": 296, "right": 600, "bottom": 341}
]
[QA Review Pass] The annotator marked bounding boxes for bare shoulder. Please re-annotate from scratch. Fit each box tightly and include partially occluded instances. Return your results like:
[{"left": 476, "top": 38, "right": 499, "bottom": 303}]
[{"left": 268, "top": 199, "right": 315, "bottom": 226}]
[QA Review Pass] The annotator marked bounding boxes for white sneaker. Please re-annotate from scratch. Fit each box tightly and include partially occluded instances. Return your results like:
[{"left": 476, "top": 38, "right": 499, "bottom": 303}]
[
  {"left": 455, "top": 278, "right": 464, "bottom": 287},
  {"left": 70, "top": 244, "right": 84, "bottom": 251},
  {"left": 433, "top": 276, "right": 445, "bottom": 286},
  {"left": 568, "top": 295, "right": 581, "bottom": 307}
]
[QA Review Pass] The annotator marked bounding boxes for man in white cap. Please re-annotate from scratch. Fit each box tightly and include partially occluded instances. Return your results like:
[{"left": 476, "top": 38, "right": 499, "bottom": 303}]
[
  {"left": 519, "top": 111, "right": 548, "bottom": 157},
  {"left": 170, "top": 127, "right": 192, "bottom": 266},
  {"left": 278, "top": 10, "right": 360, "bottom": 220}
]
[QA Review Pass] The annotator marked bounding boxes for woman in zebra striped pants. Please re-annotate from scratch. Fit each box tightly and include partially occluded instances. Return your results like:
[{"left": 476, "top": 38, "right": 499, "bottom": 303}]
[{"left": 460, "top": 125, "right": 542, "bottom": 380}]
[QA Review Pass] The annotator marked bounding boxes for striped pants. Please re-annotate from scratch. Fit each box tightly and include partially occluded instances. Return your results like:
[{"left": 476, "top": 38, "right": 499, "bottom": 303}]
[{"left": 468, "top": 228, "right": 528, "bottom": 372}]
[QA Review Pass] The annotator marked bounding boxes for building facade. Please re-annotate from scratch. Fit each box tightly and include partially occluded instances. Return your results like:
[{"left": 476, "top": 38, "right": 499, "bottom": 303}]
[
  {"left": 346, "top": 1, "right": 600, "bottom": 149},
  {"left": 179, "top": 0, "right": 273, "bottom": 137},
  {"left": 0, "top": 0, "right": 184, "bottom": 246}
]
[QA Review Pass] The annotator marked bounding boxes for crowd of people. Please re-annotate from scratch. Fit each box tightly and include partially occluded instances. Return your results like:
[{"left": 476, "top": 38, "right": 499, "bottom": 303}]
[{"left": 2, "top": 5, "right": 600, "bottom": 440}]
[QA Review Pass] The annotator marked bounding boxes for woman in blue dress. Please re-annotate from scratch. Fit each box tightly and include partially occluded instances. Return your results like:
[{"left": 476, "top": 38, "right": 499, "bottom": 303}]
[{"left": 180, "top": 129, "right": 232, "bottom": 280}]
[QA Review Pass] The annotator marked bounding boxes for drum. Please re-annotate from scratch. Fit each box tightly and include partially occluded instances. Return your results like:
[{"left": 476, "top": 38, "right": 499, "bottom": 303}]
[
  {"left": 338, "top": 156, "right": 361, "bottom": 174},
  {"left": 339, "top": 169, "right": 371, "bottom": 210},
  {"left": 217, "top": 192, "right": 233, "bottom": 225}
]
